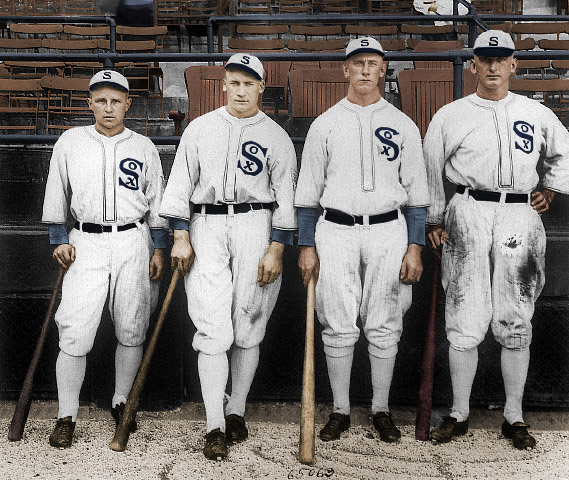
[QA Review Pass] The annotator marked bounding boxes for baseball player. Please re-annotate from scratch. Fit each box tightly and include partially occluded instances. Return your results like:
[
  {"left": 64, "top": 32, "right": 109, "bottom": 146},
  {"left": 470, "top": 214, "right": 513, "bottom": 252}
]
[
  {"left": 413, "top": 0, "right": 471, "bottom": 26},
  {"left": 41, "top": 70, "right": 168, "bottom": 448},
  {"left": 295, "top": 37, "right": 429, "bottom": 443},
  {"left": 424, "top": 30, "right": 569, "bottom": 449},
  {"left": 159, "top": 53, "right": 297, "bottom": 460}
]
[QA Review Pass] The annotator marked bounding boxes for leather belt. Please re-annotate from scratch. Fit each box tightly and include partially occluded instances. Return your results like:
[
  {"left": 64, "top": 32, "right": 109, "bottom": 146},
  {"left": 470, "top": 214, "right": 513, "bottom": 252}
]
[
  {"left": 75, "top": 218, "right": 144, "bottom": 233},
  {"left": 194, "top": 203, "right": 274, "bottom": 214},
  {"left": 324, "top": 209, "right": 398, "bottom": 226},
  {"left": 457, "top": 185, "right": 529, "bottom": 204}
]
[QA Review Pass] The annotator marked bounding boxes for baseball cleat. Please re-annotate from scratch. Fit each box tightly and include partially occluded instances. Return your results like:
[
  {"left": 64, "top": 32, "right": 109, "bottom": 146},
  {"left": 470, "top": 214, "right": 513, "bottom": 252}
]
[
  {"left": 501, "top": 421, "right": 536, "bottom": 450},
  {"left": 429, "top": 415, "right": 469, "bottom": 444},
  {"left": 111, "top": 402, "right": 137, "bottom": 433},
  {"left": 203, "top": 428, "right": 228, "bottom": 460},
  {"left": 225, "top": 414, "right": 248, "bottom": 444},
  {"left": 49, "top": 416, "right": 76, "bottom": 449},
  {"left": 372, "top": 411, "right": 401, "bottom": 443},
  {"left": 319, "top": 412, "right": 351, "bottom": 442}
]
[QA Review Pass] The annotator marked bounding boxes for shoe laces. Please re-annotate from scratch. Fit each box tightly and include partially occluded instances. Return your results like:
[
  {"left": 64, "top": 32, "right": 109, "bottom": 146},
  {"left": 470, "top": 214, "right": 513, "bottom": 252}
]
[
  {"left": 324, "top": 415, "right": 344, "bottom": 432},
  {"left": 58, "top": 421, "right": 73, "bottom": 437},
  {"left": 376, "top": 414, "right": 393, "bottom": 429}
]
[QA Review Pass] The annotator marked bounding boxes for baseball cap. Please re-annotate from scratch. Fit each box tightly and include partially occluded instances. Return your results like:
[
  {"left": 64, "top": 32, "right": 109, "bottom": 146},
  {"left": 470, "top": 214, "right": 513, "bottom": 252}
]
[
  {"left": 473, "top": 30, "right": 515, "bottom": 57},
  {"left": 225, "top": 53, "right": 265, "bottom": 81},
  {"left": 89, "top": 70, "right": 129, "bottom": 93},
  {"left": 345, "top": 37, "right": 385, "bottom": 60}
]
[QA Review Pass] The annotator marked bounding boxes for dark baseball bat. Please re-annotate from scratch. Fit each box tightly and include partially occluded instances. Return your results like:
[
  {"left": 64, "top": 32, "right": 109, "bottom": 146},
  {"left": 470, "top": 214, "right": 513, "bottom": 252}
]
[
  {"left": 110, "top": 268, "right": 180, "bottom": 452},
  {"left": 299, "top": 275, "right": 316, "bottom": 465},
  {"left": 415, "top": 254, "right": 441, "bottom": 441},
  {"left": 8, "top": 267, "right": 65, "bottom": 442}
]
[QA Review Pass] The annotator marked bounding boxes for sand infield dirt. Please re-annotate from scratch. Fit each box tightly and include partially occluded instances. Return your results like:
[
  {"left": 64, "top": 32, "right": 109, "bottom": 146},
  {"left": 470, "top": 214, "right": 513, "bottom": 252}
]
[{"left": 0, "top": 401, "right": 568, "bottom": 480}]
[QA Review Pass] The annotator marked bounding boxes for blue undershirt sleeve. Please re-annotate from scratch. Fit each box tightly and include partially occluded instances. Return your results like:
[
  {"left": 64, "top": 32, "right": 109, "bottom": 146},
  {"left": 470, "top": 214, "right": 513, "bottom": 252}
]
[
  {"left": 402, "top": 207, "right": 427, "bottom": 246},
  {"left": 270, "top": 228, "right": 294, "bottom": 246},
  {"left": 48, "top": 224, "right": 69, "bottom": 245},
  {"left": 150, "top": 229, "right": 169, "bottom": 249},
  {"left": 297, "top": 207, "right": 320, "bottom": 247},
  {"left": 169, "top": 218, "right": 189, "bottom": 231}
]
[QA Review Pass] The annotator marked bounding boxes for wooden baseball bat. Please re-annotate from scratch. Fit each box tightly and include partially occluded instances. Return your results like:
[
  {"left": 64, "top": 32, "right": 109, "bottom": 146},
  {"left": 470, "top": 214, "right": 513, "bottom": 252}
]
[
  {"left": 8, "top": 267, "right": 65, "bottom": 442},
  {"left": 415, "top": 254, "right": 441, "bottom": 441},
  {"left": 110, "top": 268, "right": 180, "bottom": 452},
  {"left": 299, "top": 275, "right": 316, "bottom": 465}
]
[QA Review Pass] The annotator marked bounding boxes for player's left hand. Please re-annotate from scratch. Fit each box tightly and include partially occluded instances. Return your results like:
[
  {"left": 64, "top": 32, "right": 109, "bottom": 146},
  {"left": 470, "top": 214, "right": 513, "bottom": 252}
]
[
  {"left": 400, "top": 244, "right": 423, "bottom": 284},
  {"left": 531, "top": 189, "right": 556, "bottom": 215},
  {"left": 149, "top": 248, "right": 165, "bottom": 281},
  {"left": 258, "top": 242, "right": 284, "bottom": 287}
]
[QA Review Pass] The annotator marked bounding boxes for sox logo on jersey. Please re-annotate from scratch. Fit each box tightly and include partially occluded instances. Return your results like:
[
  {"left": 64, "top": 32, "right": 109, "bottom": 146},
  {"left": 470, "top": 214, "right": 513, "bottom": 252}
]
[
  {"left": 119, "top": 158, "right": 144, "bottom": 190},
  {"left": 375, "top": 127, "right": 400, "bottom": 161},
  {"left": 513, "top": 121, "right": 534, "bottom": 154},
  {"left": 238, "top": 140, "right": 267, "bottom": 176}
]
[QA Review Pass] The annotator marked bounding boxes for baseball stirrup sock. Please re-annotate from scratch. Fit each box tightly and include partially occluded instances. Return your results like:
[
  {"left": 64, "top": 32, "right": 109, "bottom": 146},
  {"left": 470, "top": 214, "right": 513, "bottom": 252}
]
[
  {"left": 198, "top": 352, "right": 229, "bottom": 433},
  {"left": 56, "top": 351, "right": 86, "bottom": 422},
  {"left": 113, "top": 343, "right": 143, "bottom": 408},
  {"left": 325, "top": 349, "right": 354, "bottom": 416},
  {"left": 226, "top": 345, "right": 260, "bottom": 418},
  {"left": 501, "top": 346, "right": 530, "bottom": 425},
  {"left": 369, "top": 353, "right": 396, "bottom": 414},
  {"left": 449, "top": 346, "right": 478, "bottom": 423}
]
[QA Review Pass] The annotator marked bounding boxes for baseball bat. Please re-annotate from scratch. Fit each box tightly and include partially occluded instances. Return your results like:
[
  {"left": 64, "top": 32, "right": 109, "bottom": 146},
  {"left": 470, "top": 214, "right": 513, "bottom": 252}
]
[
  {"left": 415, "top": 254, "right": 441, "bottom": 441},
  {"left": 110, "top": 268, "right": 180, "bottom": 452},
  {"left": 299, "top": 275, "right": 316, "bottom": 465},
  {"left": 8, "top": 267, "right": 65, "bottom": 442}
]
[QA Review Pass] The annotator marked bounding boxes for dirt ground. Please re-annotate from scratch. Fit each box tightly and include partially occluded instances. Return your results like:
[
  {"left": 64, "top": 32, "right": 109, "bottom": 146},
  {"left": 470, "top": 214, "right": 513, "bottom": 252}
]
[{"left": 0, "top": 401, "right": 568, "bottom": 480}]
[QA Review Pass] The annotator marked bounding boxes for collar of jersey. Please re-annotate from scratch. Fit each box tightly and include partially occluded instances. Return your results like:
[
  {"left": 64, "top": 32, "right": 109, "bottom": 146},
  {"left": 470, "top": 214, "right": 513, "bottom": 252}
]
[
  {"left": 342, "top": 97, "right": 386, "bottom": 111},
  {"left": 219, "top": 106, "right": 265, "bottom": 124},
  {"left": 470, "top": 91, "right": 514, "bottom": 107},
  {"left": 86, "top": 124, "right": 132, "bottom": 142}
]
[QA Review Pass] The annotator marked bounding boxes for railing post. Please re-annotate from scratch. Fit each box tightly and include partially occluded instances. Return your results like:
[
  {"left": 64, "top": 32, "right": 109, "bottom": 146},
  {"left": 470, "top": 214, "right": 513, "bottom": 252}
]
[
  {"left": 106, "top": 16, "right": 116, "bottom": 69},
  {"left": 453, "top": 55, "right": 464, "bottom": 100},
  {"left": 207, "top": 19, "right": 214, "bottom": 54}
]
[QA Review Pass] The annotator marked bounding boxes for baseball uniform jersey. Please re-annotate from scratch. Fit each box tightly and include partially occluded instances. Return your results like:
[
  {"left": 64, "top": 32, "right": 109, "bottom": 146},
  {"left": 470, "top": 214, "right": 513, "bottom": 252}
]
[
  {"left": 160, "top": 106, "right": 297, "bottom": 355},
  {"left": 424, "top": 92, "right": 569, "bottom": 350},
  {"left": 42, "top": 125, "right": 168, "bottom": 356},
  {"left": 295, "top": 97, "right": 429, "bottom": 355}
]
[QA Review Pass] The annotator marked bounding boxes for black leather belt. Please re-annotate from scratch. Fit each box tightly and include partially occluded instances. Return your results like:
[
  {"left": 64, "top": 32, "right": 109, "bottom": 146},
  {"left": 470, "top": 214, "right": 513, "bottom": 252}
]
[
  {"left": 194, "top": 203, "right": 274, "bottom": 214},
  {"left": 75, "top": 218, "right": 144, "bottom": 233},
  {"left": 457, "top": 185, "right": 529, "bottom": 204},
  {"left": 324, "top": 209, "right": 398, "bottom": 226}
]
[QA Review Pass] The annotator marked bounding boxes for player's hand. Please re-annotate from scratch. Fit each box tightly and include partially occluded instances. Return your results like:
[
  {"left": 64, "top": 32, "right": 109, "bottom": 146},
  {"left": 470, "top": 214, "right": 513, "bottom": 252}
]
[
  {"left": 170, "top": 230, "right": 195, "bottom": 276},
  {"left": 149, "top": 248, "right": 165, "bottom": 282},
  {"left": 400, "top": 244, "right": 423, "bottom": 284},
  {"left": 298, "top": 246, "right": 320, "bottom": 288},
  {"left": 52, "top": 243, "right": 76, "bottom": 270},
  {"left": 428, "top": 1, "right": 438, "bottom": 13},
  {"left": 531, "top": 189, "right": 556, "bottom": 215},
  {"left": 258, "top": 242, "right": 284, "bottom": 287},
  {"left": 426, "top": 225, "right": 448, "bottom": 257}
]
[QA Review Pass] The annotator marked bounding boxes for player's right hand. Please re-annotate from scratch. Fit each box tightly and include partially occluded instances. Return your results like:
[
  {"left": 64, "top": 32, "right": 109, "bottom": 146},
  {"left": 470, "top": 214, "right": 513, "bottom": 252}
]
[
  {"left": 171, "top": 229, "right": 195, "bottom": 276},
  {"left": 426, "top": 225, "right": 448, "bottom": 256},
  {"left": 52, "top": 243, "right": 76, "bottom": 270},
  {"left": 298, "top": 246, "right": 320, "bottom": 287}
]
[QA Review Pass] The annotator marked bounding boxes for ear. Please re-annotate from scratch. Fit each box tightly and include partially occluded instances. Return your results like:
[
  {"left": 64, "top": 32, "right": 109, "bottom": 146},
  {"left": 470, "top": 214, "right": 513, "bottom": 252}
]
[
  {"left": 470, "top": 58, "right": 477, "bottom": 74},
  {"left": 510, "top": 57, "right": 518, "bottom": 75},
  {"left": 379, "top": 59, "right": 387, "bottom": 78},
  {"left": 343, "top": 62, "right": 349, "bottom": 79},
  {"left": 259, "top": 79, "right": 265, "bottom": 94},
  {"left": 223, "top": 78, "right": 227, "bottom": 92},
  {"left": 125, "top": 96, "right": 132, "bottom": 111}
]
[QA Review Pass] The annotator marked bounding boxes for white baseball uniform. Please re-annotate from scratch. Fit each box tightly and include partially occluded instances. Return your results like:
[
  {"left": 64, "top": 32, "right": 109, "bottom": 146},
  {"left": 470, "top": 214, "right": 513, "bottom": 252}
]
[
  {"left": 295, "top": 97, "right": 429, "bottom": 356},
  {"left": 424, "top": 92, "right": 569, "bottom": 351},
  {"left": 42, "top": 125, "right": 168, "bottom": 356},
  {"left": 159, "top": 106, "right": 297, "bottom": 355},
  {"left": 413, "top": 0, "right": 470, "bottom": 26}
]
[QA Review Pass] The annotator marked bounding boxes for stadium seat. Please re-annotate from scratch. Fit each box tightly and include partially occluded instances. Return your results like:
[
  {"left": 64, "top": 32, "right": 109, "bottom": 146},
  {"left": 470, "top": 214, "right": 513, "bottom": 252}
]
[
  {"left": 398, "top": 67, "right": 477, "bottom": 138},
  {"left": 401, "top": 24, "right": 457, "bottom": 50},
  {"left": 316, "top": 0, "right": 358, "bottom": 13},
  {"left": 63, "top": 24, "right": 111, "bottom": 40},
  {"left": 9, "top": 23, "right": 63, "bottom": 39},
  {"left": 3, "top": 61, "right": 65, "bottom": 79},
  {"left": 412, "top": 40, "right": 464, "bottom": 69},
  {"left": 510, "top": 77, "right": 569, "bottom": 119},
  {"left": 0, "top": 78, "right": 43, "bottom": 133},
  {"left": 366, "top": 0, "right": 414, "bottom": 14},
  {"left": 234, "top": 24, "right": 289, "bottom": 39},
  {"left": 278, "top": 0, "right": 312, "bottom": 13}
]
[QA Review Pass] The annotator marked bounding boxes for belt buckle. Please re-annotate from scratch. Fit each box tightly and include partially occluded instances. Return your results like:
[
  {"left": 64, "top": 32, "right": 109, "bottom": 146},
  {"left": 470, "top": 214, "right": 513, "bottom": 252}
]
[{"left": 347, "top": 213, "right": 357, "bottom": 226}]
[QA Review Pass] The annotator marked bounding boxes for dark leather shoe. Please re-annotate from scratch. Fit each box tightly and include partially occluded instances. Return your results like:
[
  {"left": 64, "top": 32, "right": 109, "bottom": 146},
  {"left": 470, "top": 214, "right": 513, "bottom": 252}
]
[
  {"left": 111, "top": 402, "right": 137, "bottom": 433},
  {"left": 225, "top": 414, "right": 248, "bottom": 444},
  {"left": 430, "top": 415, "right": 469, "bottom": 444},
  {"left": 501, "top": 420, "right": 536, "bottom": 450},
  {"left": 319, "top": 412, "right": 350, "bottom": 442},
  {"left": 372, "top": 411, "right": 401, "bottom": 443},
  {"left": 49, "top": 416, "right": 76, "bottom": 448},
  {"left": 203, "top": 428, "right": 228, "bottom": 460}
]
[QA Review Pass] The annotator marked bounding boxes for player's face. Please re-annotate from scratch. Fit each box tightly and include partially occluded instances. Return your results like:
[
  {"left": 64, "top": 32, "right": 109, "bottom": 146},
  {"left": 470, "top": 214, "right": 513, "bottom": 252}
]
[
  {"left": 471, "top": 55, "right": 517, "bottom": 99},
  {"left": 344, "top": 53, "right": 386, "bottom": 97},
  {"left": 88, "top": 86, "right": 131, "bottom": 137},
  {"left": 223, "top": 69, "right": 265, "bottom": 119}
]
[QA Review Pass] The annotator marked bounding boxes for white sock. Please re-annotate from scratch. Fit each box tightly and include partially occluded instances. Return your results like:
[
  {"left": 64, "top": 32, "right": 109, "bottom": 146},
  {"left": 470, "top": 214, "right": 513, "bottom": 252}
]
[
  {"left": 325, "top": 348, "right": 354, "bottom": 416},
  {"left": 225, "top": 345, "right": 259, "bottom": 418},
  {"left": 501, "top": 346, "right": 530, "bottom": 425},
  {"left": 198, "top": 352, "right": 229, "bottom": 433},
  {"left": 449, "top": 346, "right": 478, "bottom": 423},
  {"left": 113, "top": 343, "right": 143, "bottom": 408},
  {"left": 56, "top": 351, "right": 86, "bottom": 422},
  {"left": 369, "top": 353, "right": 396, "bottom": 414}
]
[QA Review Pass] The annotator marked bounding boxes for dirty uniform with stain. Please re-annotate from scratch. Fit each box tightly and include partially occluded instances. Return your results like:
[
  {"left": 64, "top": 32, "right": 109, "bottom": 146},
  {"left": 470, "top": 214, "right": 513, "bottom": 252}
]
[{"left": 424, "top": 92, "right": 569, "bottom": 350}]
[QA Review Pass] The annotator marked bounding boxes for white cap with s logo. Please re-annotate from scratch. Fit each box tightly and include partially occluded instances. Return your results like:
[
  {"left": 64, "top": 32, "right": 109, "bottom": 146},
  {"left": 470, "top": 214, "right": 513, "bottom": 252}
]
[
  {"left": 225, "top": 53, "right": 265, "bottom": 81},
  {"left": 473, "top": 30, "right": 515, "bottom": 57},
  {"left": 89, "top": 70, "right": 130, "bottom": 93},
  {"left": 345, "top": 37, "right": 385, "bottom": 60}
]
